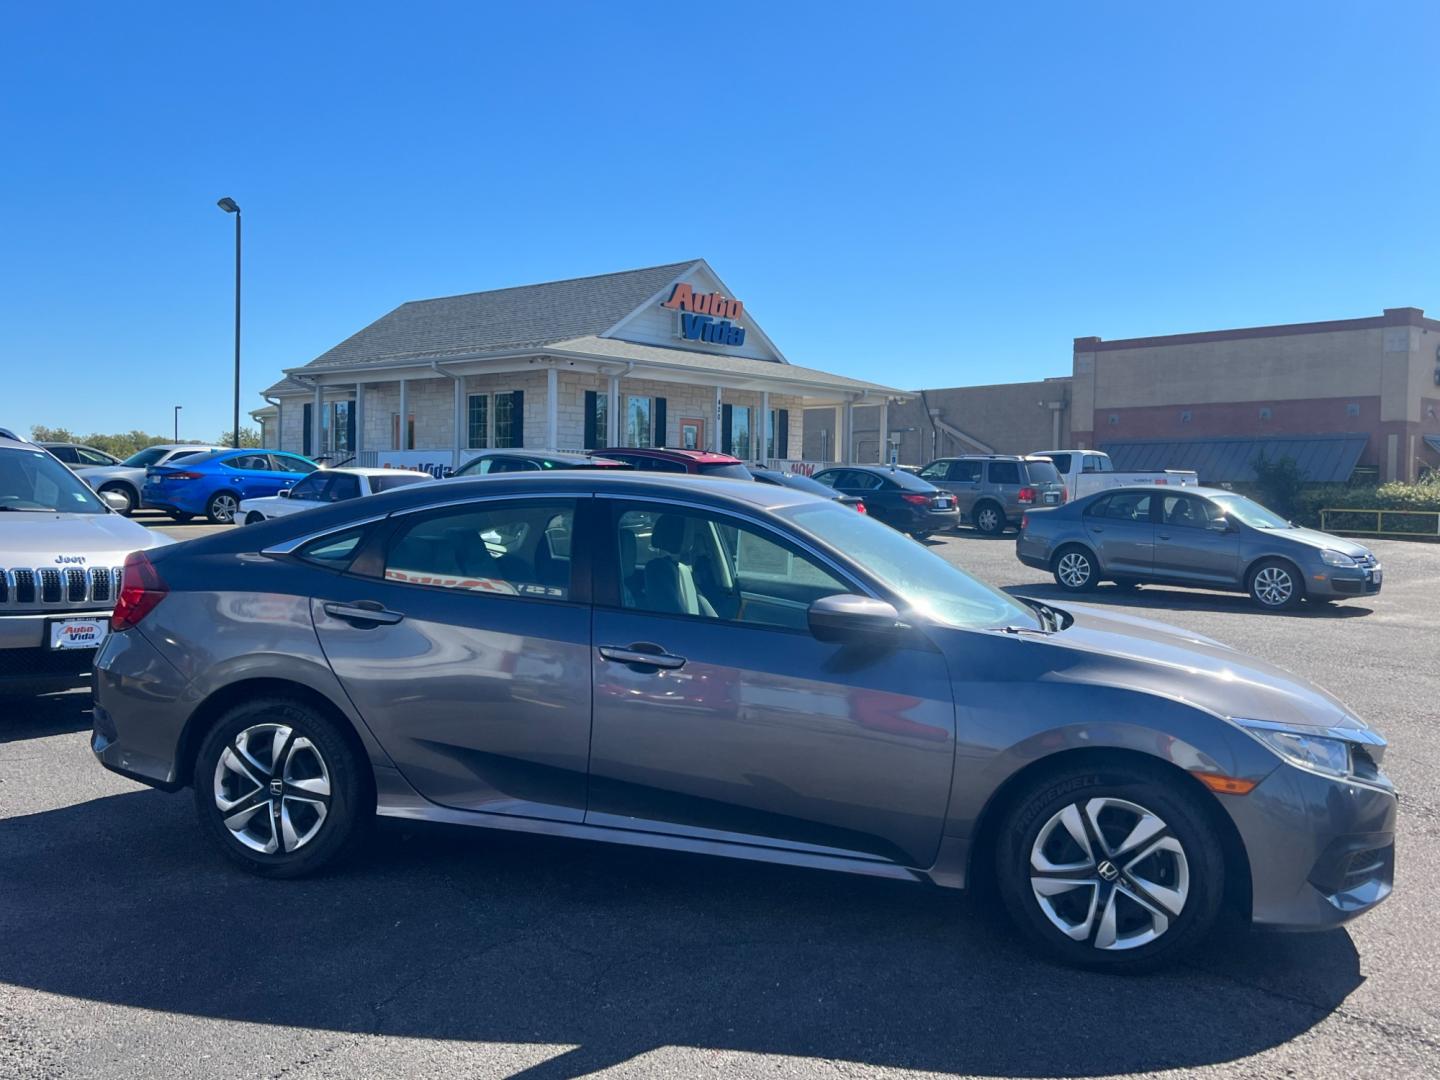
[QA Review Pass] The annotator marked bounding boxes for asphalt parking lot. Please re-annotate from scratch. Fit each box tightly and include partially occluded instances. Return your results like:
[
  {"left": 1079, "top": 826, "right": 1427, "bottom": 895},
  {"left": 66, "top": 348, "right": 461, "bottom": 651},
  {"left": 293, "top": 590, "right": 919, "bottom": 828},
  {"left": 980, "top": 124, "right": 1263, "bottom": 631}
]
[{"left": 2, "top": 519, "right": 1437, "bottom": 1080}]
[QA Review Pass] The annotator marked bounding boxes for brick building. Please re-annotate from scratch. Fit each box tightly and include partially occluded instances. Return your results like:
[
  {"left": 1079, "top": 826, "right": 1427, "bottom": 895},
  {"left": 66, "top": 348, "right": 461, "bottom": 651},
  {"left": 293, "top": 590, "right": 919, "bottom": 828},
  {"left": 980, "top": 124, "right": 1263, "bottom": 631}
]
[{"left": 254, "top": 261, "right": 904, "bottom": 474}]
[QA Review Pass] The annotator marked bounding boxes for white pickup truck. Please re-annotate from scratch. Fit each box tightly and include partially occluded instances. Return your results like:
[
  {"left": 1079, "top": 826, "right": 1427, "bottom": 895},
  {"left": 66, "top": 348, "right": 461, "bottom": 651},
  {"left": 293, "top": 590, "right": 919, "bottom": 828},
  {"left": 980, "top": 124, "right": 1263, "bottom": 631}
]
[{"left": 1031, "top": 449, "right": 1199, "bottom": 502}]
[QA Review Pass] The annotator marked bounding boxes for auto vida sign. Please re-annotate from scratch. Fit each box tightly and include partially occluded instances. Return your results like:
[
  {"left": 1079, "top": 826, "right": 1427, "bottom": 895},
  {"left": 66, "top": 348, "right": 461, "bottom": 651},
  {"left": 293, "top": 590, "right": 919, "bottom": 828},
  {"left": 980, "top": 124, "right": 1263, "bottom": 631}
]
[{"left": 661, "top": 283, "right": 747, "bottom": 347}]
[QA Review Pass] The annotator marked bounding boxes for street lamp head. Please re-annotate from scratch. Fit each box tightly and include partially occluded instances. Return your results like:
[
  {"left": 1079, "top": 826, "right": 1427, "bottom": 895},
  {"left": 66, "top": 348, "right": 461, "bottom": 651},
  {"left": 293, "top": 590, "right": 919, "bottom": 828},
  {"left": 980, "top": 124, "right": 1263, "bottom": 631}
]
[{"left": 217, "top": 197, "right": 240, "bottom": 214}]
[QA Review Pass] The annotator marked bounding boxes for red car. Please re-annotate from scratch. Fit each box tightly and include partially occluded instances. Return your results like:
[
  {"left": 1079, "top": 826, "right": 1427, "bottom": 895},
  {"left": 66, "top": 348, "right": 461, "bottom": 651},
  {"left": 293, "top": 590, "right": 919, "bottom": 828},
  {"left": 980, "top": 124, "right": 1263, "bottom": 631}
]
[{"left": 596, "top": 447, "right": 752, "bottom": 479}]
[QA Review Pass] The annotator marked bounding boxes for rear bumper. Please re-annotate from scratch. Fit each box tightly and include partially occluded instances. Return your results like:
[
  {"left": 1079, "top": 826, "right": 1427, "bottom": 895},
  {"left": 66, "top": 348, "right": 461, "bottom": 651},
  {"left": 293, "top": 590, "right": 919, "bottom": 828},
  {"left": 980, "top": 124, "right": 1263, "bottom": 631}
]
[
  {"left": 1225, "top": 762, "right": 1396, "bottom": 930},
  {"left": 1015, "top": 533, "right": 1053, "bottom": 570},
  {"left": 90, "top": 628, "right": 191, "bottom": 790}
]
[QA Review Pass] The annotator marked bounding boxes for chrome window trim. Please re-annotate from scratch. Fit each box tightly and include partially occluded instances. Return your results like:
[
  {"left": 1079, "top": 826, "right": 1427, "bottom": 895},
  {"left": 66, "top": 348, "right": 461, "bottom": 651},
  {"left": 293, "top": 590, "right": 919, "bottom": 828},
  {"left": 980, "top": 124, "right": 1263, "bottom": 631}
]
[{"left": 261, "top": 514, "right": 391, "bottom": 556}]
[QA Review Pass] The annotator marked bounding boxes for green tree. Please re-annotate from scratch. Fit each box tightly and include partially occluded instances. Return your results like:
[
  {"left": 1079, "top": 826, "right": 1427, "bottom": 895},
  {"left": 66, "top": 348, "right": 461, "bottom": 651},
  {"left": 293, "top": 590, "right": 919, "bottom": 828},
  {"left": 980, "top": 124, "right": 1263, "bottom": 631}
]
[
  {"left": 31, "top": 425, "right": 170, "bottom": 460},
  {"left": 1250, "top": 452, "right": 1306, "bottom": 520},
  {"left": 217, "top": 427, "right": 264, "bottom": 448}
]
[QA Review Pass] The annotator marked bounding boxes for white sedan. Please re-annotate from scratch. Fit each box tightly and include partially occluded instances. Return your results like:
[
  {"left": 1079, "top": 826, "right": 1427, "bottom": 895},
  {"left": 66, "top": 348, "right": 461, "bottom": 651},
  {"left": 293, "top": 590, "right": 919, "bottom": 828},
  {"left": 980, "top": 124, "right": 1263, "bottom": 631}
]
[{"left": 239, "top": 467, "right": 432, "bottom": 524}]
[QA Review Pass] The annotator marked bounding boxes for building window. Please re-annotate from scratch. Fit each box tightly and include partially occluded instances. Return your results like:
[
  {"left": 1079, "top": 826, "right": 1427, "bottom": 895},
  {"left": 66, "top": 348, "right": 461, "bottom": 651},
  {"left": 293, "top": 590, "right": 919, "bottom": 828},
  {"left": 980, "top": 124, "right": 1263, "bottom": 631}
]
[
  {"left": 1347, "top": 402, "right": 1361, "bottom": 418},
  {"left": 467, "top": 394, "right": 488, "bottom": 449},
  {"left": 729, "top": 405, "right": 752, "bottom": 459},
  {"left": 494, "top": 393, "right": 518, "bottom": 448},
  {"left": 625, "top": 395, "right": 652, "bottom": 448},
  {"left": 1180, "top": 410, "right": 1192, "bottom": 424},
  {"left": 1259, "top": 407, "right": 1272, "bottom": 420},
  {"left": 592, "top": 393, "right": 607, "bottom": 447},
  {"left": 331, "top": 402, "right": 351, "bottom": 452},
  {"left": 391, "top": 413, "right": 415, "bottom": 450},
  {"left": 1107, "top": 414, "right": 1119, "bottom": 426}
]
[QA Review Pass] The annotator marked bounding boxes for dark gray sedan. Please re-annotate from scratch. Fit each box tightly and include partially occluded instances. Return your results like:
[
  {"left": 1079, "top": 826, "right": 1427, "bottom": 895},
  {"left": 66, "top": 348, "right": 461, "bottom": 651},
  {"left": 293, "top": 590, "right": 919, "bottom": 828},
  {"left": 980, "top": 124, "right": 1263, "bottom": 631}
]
[
  {"left": 1017, "top": 486, "right": 1382, "bottom": 610},
  {"left": 91, "top": 473, "right": 1394, "bottom": 971}
]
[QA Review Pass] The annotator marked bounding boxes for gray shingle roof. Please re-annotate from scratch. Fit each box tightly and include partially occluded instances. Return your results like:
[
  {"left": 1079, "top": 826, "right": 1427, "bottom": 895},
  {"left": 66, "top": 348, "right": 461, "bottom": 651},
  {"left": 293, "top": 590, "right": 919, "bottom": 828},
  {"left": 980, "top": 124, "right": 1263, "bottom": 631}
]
[
  {"left": 1101, "top": 434, "right": 1369, "bottom": 484},
  {"left": 299, "top": 261, "right": 698, "bottom": 371}
]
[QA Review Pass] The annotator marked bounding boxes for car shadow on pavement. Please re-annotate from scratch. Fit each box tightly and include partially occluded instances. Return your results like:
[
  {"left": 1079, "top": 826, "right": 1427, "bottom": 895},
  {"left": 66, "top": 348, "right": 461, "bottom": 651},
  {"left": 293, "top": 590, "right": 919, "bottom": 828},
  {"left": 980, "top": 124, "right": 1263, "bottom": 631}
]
[
  {"left": 0, "top": 686, "right": 92, "bottom": 744},
  {"left": 1003, "top": 583, "right": 1375, "bottom": 618},
  {"left": 0, "top": 788, "right": 1364, "bottom": 1078}
]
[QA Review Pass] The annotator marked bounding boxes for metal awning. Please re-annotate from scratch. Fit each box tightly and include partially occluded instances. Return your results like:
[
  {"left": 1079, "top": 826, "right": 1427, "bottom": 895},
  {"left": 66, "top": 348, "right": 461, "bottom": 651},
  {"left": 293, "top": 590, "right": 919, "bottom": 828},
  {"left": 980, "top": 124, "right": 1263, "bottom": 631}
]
[
  {"left": 1424, "top": 435, "right": 1440, "bottom": 454},
  {"left": 1100, "top": 434, "right": 1369, "bottom": 483}
]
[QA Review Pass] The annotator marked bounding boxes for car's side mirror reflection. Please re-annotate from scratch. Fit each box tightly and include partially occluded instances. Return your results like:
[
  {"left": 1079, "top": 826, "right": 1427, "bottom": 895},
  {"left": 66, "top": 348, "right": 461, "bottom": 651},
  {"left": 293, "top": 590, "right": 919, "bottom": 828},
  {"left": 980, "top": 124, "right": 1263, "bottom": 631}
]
[
  {"left": 99, "top": 490, "right": 129, "bottom": 512},
  {"left": 1207, "top": 517, "right": 1232, "bottom": 533},
  {"left": 278, "top": 488, "right": 291, "bottom": 498},
  {"left": 808, "top": 594, "right": 903, "bottom": 645}
]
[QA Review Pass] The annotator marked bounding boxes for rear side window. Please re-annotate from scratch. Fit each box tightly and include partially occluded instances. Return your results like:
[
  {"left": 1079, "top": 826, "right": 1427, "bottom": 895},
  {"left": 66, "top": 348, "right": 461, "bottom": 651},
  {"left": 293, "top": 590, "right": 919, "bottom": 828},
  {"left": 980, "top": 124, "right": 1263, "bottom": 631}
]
[
  {"left": 697, "top": 462, "right": 751, "bottom": 480},
  {"left": 383, "top": 500, "right": 576, "bottom": 600},
  {"left": 1044, "top": 453, "right": 1071, "bottom": 474},
  {"left": 949, "top": 460, "right": 983, "bottom": 483},
  {"left": 298, "top": 526, "right": 370, "bottom": 569},
  {"left": 48, "top": 446, "right": 79, "bottom": 463},
  {"left": 273, "top": 455, "right": 318, "bottom": 474},
  {"left": 76, "top": 447, "right": 115, "bottom": 465},
  {"left": 326, "top": 474, "right": 362, "bottom": 501},
  {"left": 638, "top": 457, "right": 687, "bottom": 473},
  {"left": 987, "top": 461, "right": 1021, "bottom": 485},
  {"left": 225, "top": 454, "right": 271, "bottom": 471},
  {"left": 369, "top": 473, "right": 429, "bottom": 493},
  {"left": 1090, "top": 492, "right": 1152, "bottom": 522},
  {"left": 1023, "top": 460, "right": 1060, "bottom": 484}
]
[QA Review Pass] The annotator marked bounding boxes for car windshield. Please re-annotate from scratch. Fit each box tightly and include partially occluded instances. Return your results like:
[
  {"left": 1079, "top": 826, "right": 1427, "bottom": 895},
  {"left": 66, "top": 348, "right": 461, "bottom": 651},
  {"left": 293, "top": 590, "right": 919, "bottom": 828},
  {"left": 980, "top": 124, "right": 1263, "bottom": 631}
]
[
  {"left": 773, "top": 472, "right": 837, "bottom": 497},
  {"left": 1210, "top": 493, "right": 1292, "bottom": 529},
  {"left": 698, "top": 462, "right": 753, "bottom": 480},
  {"left": 120, "top": 446, "right": 174, "bottom": 468},
  {"left": 783, "top": 501, "right": 1041, "bottom": 630},
  {"left": 0, "top": 446, "right": 108, "bottom": 513},
  {"left": 1024, "top": 460, "right": 1061, "bottom": 483}
]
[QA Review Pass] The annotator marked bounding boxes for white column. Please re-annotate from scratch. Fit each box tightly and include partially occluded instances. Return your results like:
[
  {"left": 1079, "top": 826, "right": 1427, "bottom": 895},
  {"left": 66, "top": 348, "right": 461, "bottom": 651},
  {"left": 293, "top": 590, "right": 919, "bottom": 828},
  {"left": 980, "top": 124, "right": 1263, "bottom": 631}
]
[
  {"left": 607, "top": 375, "right": 621, "bottom": 445},
  {"left": 843, "top": 401, "right": 855, "bottom": 464},
  {"left": 833, "top": 405, "right": 843, "bottom": 463},
  {"left": 714, "top": 387, "right": 724, "bottom": 453},
  {"left": 398, "top": 379, "right": 409, "bottom": 450},
  {"left": 546, "top": 366, "right": 559, "bottom": 449},
  {"left": 312, "top": 383, "right": 324, "bottom": 456},
  {"left": 453, "top": 376, "right": 464, "bottom": 469},
  {"left": 879, "top": 401, "right": 889, "bottom": 464},
  {"left": 353, "top": 383, "right": 365, "bottom": 460},
  {"left": 274, "top": 400, "right": 284, "bottom": 452},
  {"left": 759, "top": 391, "right": 770, "bottom": 463}
]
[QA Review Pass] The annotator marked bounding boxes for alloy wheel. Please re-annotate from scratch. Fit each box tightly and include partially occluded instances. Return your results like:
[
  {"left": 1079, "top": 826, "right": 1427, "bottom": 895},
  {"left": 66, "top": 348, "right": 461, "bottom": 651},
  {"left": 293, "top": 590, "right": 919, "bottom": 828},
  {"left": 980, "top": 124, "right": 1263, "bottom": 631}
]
[
  {"left": 1253, "top": 566, "right": 1293, "bottom": 607},
  {"left": 210, "top": 494, "right": 239, "bottom": 523},
  {"left": 1056, "top": 551, "right": 1092, "bottom": 588},
  {"left": 213, "top": 723, "right": 331, "bottom": 854},
  {"left": 1029, "top": 797, "right": 1190, "bottom": 951},
  {"left": 977, "top": 507, "right": 1000, "bottom": 532}
]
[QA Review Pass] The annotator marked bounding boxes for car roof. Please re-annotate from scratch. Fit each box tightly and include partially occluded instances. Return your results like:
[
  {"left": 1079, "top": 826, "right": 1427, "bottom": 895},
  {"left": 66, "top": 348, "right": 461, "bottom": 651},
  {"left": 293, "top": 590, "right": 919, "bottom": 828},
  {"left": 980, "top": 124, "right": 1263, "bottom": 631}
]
[
  {"left": 1081, "top": 484, "right": 1233, "bottom": 498},
  {"left": 0, "top": 436, "right": 41, "bottom": 452},
  {"left": 319, "top": 467, "right": 430, "bottom": 477},
  {"left": 599, "top": 447, "right": 742, "bottom": 464}
]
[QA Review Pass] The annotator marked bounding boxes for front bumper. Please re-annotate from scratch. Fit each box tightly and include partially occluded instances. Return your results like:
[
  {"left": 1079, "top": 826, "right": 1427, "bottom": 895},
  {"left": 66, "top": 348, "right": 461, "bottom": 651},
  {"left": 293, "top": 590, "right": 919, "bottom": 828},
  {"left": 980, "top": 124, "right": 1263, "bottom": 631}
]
[
  {"left": 1306, "top": 563, "right": 1384, "bottom": 600},
  {"left": 1225, "top": 760, "right": 1396, "bottom": 930},
  {"left": 0, "top": 611, "right": 114, "bottom": 682}
]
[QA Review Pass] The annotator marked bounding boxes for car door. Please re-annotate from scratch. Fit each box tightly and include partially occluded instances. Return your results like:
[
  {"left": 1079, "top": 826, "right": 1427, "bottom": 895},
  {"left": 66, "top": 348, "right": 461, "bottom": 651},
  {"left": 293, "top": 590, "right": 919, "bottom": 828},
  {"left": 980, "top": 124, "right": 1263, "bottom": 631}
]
[
  {"left": 1083, "top": 491, "right": 1156, "bottom": 575},
  {"left": 281, "top": 471, "right": 329, "bottom": 509},
  {"left": 311, "top": 495, "right": 593, "bottom": 820},
  {"left": 943, "top": 459, "right": 983, "bottom": 518},
  {"left": 1152, "top": 493, "right": 1241, "bottom": 585},
  {"left": 587, "top": 499, "right": 957, "bottom": 867}
]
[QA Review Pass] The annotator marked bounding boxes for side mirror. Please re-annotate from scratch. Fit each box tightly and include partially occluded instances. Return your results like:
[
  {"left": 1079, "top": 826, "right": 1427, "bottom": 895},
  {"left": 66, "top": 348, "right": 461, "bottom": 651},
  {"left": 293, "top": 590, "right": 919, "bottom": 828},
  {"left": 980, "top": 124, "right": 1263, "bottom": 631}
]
[
  {"left": 1207, "top": 516, "right": 1232, "bottom": 533},
  {"left": 808, "top": 594, "right": 903, "bottom": 645},
  {"left": 100, "top": 490, "right": 129, "bottom": 512},
  {"left": 277, "top": 487, "right": 291, "bottom": 498}
]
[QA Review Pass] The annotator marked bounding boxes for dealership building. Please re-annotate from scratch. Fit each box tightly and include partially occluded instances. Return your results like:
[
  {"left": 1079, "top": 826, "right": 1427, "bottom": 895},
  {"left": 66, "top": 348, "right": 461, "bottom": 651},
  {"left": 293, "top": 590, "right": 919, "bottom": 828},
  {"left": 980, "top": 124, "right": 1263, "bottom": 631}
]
[
  {"left": 811, "top": 306, "right": 1440, "bottom": 483},
  {"left": 255, "top": 260, "right": 905, "bottom": 473}
]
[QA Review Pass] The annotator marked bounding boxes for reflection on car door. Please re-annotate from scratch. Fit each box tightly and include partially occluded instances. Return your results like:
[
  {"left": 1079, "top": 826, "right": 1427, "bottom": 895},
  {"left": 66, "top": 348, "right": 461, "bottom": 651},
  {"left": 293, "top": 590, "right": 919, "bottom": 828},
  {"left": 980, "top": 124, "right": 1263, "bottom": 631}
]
[
  {"left": 1152, "top": 494, "right": 1241, "bottom": 585},
  {"left": 1084, "top": 491, "right": 1155, "bottom": 575},
  {"left": 312, "top": 497, "right": 593, "bottom": 821},
  {"left": 587, "top": 499, "right": 957, "bottom": 867}
]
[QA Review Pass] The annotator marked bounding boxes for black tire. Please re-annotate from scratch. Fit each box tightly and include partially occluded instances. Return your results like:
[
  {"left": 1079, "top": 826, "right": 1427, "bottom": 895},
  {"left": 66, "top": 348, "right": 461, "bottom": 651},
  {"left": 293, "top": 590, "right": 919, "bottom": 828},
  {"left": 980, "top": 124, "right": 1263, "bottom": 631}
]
[
  {"left": 193, "top": 697, "right": 371, "bottom": 878},
  {"left": 1111, "top": 577, "right": 1140, "bottom": 592},
  {"left": 994, "top": 762, "right": 1227, "bottom": 973},
  {"left": 170, "top": 511, "right": 194, "bottom": 524},
  {"left": 911, "top": 531, "right": 932, "bottom": 542},
  {"left": 1052, "top": 544, "right": 1098, "bottom": 592},
  {"left": 206, "top": 490, "right": 240, "bottom": 525},
  {"left": 244, "top": 511, "right": 266, "bottom": 525},
  {"left": 99, "top": 483, "right": 136, "bottom": 516},
  {"left": 974, "top": 501, "right": 1006, "bottom": 536},
  {"left": 1247, "top": 557, "right": 1303, "bottom": 611}
]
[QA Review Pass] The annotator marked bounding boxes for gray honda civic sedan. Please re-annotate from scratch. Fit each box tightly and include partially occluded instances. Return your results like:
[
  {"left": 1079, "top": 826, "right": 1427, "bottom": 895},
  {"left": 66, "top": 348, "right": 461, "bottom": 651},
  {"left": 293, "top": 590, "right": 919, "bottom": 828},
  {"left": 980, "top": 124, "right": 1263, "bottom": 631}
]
[
  {"left": 1016, "top": 486, "right": 1382, "bottom": 610},
  {"left": 92, "top": 473, "right": 1396, "bottom": 971}
]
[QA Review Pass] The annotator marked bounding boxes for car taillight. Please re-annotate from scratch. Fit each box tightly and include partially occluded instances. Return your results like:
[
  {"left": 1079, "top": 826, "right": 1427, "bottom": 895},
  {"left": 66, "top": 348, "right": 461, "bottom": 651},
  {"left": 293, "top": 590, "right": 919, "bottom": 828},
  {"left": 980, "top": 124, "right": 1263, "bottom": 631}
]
[
  {"left": 111, "top": 551, "right": 168, "bottom": 631},
  {"left": 1018, "top": 486, "right": 1037, "bottom": 504},
  {"left": 164, "top": 471, "right": 203, "bottom": 481},
  {"left": 901, "top": 493, "right": 930, "bottom": 505},
  {"left": 1060, "top": 489, "right": 1068, "bottom": 503},
  {"left": 1021, "top": 512, "right": 1029, "bottom": 531},
  {"left": 855, "top": 501, "right": 867, "bottom": 514}
]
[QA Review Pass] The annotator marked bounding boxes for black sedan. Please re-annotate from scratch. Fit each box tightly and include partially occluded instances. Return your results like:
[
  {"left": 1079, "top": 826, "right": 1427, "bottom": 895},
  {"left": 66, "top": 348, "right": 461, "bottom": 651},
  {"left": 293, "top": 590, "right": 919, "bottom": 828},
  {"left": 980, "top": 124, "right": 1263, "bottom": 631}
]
[
  {"left": 810, "top": 465, "right": 959, "bottom": 538},
  {"left": 747, "top": 466, "right": 867, "bottom": 513}
]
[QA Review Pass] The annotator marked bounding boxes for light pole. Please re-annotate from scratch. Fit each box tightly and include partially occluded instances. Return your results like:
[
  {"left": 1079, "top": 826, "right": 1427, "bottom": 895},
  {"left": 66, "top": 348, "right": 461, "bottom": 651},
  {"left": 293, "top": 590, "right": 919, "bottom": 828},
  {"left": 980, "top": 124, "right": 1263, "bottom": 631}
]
[
  {"left": 173, "top": 405, "right": 182, "bottom": 443},
  {"left": 217, "top": 197, "right": 242, "bottom": 448}
]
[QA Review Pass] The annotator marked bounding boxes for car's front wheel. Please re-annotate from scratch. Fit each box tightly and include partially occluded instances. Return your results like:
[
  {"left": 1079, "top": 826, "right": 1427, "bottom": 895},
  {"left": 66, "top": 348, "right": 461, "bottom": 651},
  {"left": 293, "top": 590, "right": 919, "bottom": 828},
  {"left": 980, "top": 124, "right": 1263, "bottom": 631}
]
[
  {"left": 974, "top": 501, "right": 1005, "bottom": 536},
  {"left": 206, "top": 491, "right": 240, "bottom": 524},
  {"left": 1052, "top": 545, "right": 1098, "bottom": 592},
  {"left": 99, "top": 483, "right": 136, "bottom": 516},
  {"left": 1248, "top": 558, "right": 1303, "bottom": 611},
  {"left": 244, "top": 511, "right": 266, "bottom": 525},
  {"left": 193, "top": 698, "right": 371, "bottom": 878},
  {"left": 994, "top": 763, "right": 1226, "bottom": 972}
]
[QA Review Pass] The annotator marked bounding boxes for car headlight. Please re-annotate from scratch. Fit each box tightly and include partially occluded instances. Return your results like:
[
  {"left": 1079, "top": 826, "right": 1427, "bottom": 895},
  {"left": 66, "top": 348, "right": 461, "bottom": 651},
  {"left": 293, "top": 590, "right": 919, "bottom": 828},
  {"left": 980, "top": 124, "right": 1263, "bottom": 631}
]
[
  {"left": 1320, "top": 549, "right": 1358, "bottom": 568},
  {"left": 1231, "top": 718, "right": 1352, "bottom": 778}
]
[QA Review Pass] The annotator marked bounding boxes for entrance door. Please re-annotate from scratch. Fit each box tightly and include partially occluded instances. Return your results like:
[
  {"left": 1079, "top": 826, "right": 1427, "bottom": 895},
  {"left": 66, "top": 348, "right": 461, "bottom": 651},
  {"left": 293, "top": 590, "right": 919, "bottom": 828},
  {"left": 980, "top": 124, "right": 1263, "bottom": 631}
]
[
  {"left": 312, "top": 497, "right": 592, "bottom": 821},
  {"left": 678, "top": 418, "right": 705, "bottom": 452},
  {"left": 587, "top": 500, "right": 956, "bottom": 868}
]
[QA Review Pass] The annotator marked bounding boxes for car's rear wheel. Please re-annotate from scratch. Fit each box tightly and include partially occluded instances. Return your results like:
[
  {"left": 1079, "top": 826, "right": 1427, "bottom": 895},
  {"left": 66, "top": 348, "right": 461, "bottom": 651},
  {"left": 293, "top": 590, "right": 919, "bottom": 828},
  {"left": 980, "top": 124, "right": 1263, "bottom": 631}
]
[
  {"left": 99, "top": 483, "right": 136, "bottom": 516},
  {"left": 193, "top": 698, "right": 371, "bottom": 878},
  {"left": 169, "top": 511, "right": 194, "bottom": 523},
  {"left": 206, "top": 491, "right": 240, "bottom": 524},
  {"left": 974, "top": 501, "right": 1005, "bottom": 536},
  {"left": 244, "top": 511, "right": 266, "bottom": 525},
  {"left": 1052, "top": 545, "right": 1098, "bottom": 592},
  {"left": 910, "top": 531, "right": 932, "bottom": 541},
  {"left": 994, "top": 764, "right": 1226, "bottom": 972},
  {"left": 1248, "top": 558, "right": 1302, "bottom": 611}
]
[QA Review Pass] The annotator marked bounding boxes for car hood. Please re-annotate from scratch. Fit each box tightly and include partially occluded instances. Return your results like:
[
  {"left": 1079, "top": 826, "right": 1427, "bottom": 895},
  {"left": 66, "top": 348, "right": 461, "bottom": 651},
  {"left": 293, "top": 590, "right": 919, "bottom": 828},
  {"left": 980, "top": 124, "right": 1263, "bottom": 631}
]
[
  {"left": 1253, "top": 525, "right": 1372, "bottom": 559},
  {"left": 0, "top": 512, "right": 172, "bottom": 565},
  {"left": 1047, "top": 603, "right": 1370, "bottom": 734}
]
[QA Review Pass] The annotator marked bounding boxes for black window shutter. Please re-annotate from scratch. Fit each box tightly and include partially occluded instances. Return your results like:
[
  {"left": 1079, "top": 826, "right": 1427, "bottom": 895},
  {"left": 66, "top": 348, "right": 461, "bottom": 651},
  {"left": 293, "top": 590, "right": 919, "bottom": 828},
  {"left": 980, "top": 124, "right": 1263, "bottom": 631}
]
[
  {"left": 302, "top": 403, "right": 313, "bottom": 457},
  {"left": 721, "top": 403, "right": 733, "bottom": 455},
  {"left": 345, "top": 403, "right": 356, "bottom": 454},
  {"left": 777, "top": 409, "right": 789, "bottom": 460},
  {"left": 584, "top": 390, "right": 597, "bottom": 449},
  {"left": 510, "top": 391, "right": 524, "bottom": 448},
  {"left": 653, "top": 397, "right": 667, "bottom": 448}
]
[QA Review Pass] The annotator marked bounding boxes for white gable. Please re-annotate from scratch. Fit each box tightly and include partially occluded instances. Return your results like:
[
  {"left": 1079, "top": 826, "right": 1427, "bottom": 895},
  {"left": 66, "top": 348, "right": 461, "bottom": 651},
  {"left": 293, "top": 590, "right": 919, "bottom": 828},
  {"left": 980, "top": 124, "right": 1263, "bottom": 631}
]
[{"left": 601, "top": 260, "right": 787, "bottom": 364}]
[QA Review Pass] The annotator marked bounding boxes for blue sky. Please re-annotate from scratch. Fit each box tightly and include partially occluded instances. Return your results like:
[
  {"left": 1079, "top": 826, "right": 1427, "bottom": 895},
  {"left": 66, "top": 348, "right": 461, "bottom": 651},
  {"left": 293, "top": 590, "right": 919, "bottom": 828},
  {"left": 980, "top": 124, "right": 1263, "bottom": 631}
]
[{"left": 3, "top": 2, "right": 1438, "bottom": 441}]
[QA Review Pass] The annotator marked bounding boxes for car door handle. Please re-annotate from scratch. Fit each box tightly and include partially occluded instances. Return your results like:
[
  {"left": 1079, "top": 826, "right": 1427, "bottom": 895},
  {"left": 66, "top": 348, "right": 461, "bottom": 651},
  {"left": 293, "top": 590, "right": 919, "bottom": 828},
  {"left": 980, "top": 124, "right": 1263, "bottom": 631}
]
[
  {"left": 598, "top": 644, "right": 687, "bottom": 670},
  {"left": 324, "top": 601, "right": 404, "bottom": 626},
  {"left": 1157, "top": 533, "right": 1170, "bottom": 540},
  {"left": 1088, "top": 525, "right": 1105, "bottom": 533}
]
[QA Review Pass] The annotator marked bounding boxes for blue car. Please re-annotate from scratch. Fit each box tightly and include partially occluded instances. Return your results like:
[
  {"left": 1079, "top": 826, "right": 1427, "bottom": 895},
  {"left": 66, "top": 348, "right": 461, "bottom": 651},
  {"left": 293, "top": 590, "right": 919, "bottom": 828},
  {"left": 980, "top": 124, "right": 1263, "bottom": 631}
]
[{"left": 143, "top": 450, "right": 318, "bottom": 524}]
